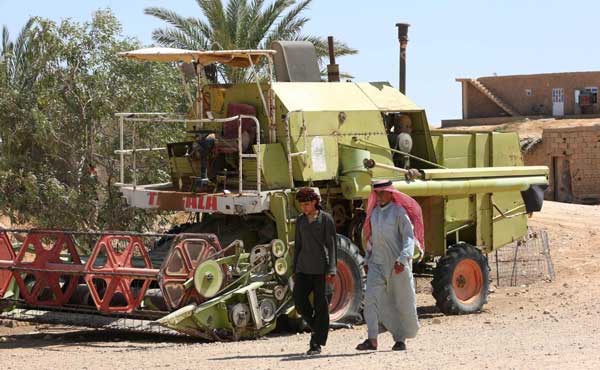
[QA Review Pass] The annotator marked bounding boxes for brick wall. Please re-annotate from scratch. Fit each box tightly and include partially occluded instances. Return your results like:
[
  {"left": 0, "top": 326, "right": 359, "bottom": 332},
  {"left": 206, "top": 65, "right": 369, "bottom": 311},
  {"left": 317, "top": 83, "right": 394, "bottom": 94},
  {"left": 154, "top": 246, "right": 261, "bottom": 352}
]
[
  {"left": 464, "top": 83, "right": 506, "bottom": 118},
  {"left": 462, "top": 71, "right": 600, "bottom": 118},
  {"left": 524, "top": 125, "right": 600, "bottom": 203}
]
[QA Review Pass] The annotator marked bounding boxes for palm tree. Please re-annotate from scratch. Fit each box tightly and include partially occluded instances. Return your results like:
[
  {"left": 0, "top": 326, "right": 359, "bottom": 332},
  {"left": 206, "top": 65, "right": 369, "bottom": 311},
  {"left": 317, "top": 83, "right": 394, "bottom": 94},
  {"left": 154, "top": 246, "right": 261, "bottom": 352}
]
[
  {"left": 1, "top": 18, "right": 42, "bottom": 90},
  {"left": 145, "top": 0, "right": 357, "bottom": 83}
]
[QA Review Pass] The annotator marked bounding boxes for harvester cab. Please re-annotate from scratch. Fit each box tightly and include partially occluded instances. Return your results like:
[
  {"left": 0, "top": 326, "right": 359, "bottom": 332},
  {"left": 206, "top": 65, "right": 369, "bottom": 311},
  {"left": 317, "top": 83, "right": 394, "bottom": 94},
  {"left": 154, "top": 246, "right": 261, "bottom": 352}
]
[{"left": 114, "top": 47, "right": 277, "bottom": 206}]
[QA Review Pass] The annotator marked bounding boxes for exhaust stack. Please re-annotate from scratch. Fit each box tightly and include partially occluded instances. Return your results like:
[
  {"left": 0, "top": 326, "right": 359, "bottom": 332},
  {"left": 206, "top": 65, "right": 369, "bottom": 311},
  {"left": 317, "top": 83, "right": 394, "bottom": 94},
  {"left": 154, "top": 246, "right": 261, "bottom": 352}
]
[
  {"left": 327, "top": 36, "right": 340, "bottom": 82},
  {"left": 396, "top": 23, "right": 410, "bottom": 94}
]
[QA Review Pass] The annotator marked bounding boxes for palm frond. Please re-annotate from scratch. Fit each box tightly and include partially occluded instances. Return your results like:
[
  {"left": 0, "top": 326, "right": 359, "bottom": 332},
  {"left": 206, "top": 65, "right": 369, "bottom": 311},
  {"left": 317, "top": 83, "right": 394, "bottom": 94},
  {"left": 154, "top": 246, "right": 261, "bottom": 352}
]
[
  {"left": 268, "top": 0, "right": 311, "bottom": 39},
  {"left": 237, "top": 0, "right": 262, "bottom": 48},
  {"left": 246, "top": 0, "right": 266, "bottom": 24},
  {"left": 262, "top": 0, "right": 311, "bottom": 49},
  {"left": 144, "top": 7, "right": 190, "bottom": 29},
  {"left": 225, "top": 0, "right": 247, "bottom": 47},
  {"left": 146, "top": 0, "right": 358, "bottom": 83},
  {"left": 191, "top": 19, "right": 213, "bottom": 38},
  {"left": 152, "top": 28, "right": 209, "bottom": 50},
  {"left": 13, "top": 18, "right": 37, "bottom": 59},
  {"left": 179, "top": 18, "right": 213, "bottom": 48},
  {"left": 1, "top": 17, "right": 42, "bottom": 88},
  {"left": 1, "top": 25, "right": 11, "bottom": 57},
  {"left": 303, "top": 35, "right": 358, "bottom": 58},
  {"left": 246, "top": 0, "right": 291, "bottom": 47},
  {"left": 145, "top": 7, "right": 212, "bottom": 50},
  {"left": 197, "top": 0, "right": 232, "bottom": 49}
]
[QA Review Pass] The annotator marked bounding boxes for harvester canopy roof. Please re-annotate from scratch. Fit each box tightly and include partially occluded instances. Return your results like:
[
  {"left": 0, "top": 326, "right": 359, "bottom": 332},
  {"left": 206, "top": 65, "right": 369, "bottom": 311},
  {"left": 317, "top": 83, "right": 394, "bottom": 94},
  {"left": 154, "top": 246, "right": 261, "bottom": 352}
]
[
  {"left": 272, "top": 82, "right": 423, "bottom": 112},
  {"left": 118, "top": 47, "right": 276, "bottom": 67},
  {"left": 356, "top": 82, "right": 422, "bottom": 112}
]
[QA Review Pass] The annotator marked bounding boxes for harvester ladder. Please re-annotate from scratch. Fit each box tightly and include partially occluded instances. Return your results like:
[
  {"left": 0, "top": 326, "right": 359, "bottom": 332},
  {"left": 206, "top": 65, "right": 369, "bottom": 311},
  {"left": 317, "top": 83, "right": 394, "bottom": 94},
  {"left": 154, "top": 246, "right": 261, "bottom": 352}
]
[{"left": 237, "top": 115, "right": 262, "bottom": 193}]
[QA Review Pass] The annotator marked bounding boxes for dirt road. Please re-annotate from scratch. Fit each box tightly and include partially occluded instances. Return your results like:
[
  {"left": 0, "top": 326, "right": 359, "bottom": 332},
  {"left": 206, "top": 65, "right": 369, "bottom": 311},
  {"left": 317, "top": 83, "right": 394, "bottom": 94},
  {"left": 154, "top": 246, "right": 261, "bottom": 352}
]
[{"left": 1, "top": 201, "right": 599, "bottom": 370}]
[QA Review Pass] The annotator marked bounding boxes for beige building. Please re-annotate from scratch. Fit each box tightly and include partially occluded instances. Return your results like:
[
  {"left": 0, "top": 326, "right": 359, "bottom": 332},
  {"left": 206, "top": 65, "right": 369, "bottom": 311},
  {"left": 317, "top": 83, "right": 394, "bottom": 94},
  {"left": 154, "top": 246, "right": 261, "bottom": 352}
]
[
  {"left": 439, "top": 71, "right": 600, "bottom": 204},
  {"left": 446, "top": 72, "right": 600, "bottom": 126},
  {"left": 524, "top": 124, "right": 600, "bottom": 204}
]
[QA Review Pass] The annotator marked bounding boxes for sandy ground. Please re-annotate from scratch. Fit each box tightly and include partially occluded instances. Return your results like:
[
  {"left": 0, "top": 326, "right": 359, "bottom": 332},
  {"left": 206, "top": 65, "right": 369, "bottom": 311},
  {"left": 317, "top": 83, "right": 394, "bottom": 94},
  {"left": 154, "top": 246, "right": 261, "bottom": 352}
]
[{"left": 1, "top": 201, "right": 599, "bottom": 370}]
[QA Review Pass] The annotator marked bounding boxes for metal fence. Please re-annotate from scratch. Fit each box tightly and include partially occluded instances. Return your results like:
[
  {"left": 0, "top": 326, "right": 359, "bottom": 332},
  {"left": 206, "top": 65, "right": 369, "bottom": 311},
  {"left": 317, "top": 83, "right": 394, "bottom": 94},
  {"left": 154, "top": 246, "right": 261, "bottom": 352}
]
[{"left": 488, "top": 228, "right": 555, "bottom": 287}]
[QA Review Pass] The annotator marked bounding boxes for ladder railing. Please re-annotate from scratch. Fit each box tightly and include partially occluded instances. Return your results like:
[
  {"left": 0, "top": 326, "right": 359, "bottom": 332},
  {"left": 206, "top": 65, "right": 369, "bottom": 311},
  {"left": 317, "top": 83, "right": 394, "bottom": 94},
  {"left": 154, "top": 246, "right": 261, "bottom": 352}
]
[{"left": 114, "top": 113, "right": 262, "bottom": 194}]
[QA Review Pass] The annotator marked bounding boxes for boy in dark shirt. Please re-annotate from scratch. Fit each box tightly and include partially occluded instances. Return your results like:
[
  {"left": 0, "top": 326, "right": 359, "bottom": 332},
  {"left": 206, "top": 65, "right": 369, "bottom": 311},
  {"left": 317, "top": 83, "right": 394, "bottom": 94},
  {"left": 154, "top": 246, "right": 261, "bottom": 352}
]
[{"left": 293, "top": 187, "right": 337, "bottom": 355}]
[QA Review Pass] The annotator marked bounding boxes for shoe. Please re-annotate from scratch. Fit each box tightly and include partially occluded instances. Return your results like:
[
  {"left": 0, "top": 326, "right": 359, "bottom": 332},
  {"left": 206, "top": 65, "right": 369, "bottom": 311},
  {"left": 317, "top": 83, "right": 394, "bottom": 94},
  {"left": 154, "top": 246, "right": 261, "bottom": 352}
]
[
  {"left": 306, "top": 343, "right": 321, "bottom": 355},
  {"left": 356, "top": 339, "right": 377, "bottom": 351},
  {"left": 392, "top": 341, "right": 406, "bottom": 351}
]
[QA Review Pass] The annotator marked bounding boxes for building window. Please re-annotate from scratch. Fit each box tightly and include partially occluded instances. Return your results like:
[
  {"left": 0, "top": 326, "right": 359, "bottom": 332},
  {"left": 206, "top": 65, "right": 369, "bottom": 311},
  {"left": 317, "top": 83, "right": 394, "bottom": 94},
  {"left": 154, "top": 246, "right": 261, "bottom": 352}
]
[
  {"left": 585, "top": 86, "right": 598, "bottom": 103},
  {"left": 525, "top": 88, "right": 533, "bottom": 96}
]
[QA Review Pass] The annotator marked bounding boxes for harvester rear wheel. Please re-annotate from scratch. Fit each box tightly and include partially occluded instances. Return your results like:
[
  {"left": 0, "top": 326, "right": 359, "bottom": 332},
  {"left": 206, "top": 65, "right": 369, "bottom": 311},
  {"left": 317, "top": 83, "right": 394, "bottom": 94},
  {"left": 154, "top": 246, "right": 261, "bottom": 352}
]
[
  {"left": 329, "top": 235, "right": 365, "bottom": 323},
  {"left": 431, "top": 243, "right": 489, "bottom": 315},
  {"left": 347, "top": 212, "right": 366, "bottom": 251}
]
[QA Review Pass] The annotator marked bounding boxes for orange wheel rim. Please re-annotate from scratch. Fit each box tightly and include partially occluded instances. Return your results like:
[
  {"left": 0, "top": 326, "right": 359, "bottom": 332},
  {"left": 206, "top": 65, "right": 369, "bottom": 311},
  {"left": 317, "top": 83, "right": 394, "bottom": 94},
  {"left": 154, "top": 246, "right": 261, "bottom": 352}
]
[
  {"left": 452, "top": 259, "right": 483, "bottom": 303},
  {"left": 329, "top": 260, "right": 355, "bottom": 321}
]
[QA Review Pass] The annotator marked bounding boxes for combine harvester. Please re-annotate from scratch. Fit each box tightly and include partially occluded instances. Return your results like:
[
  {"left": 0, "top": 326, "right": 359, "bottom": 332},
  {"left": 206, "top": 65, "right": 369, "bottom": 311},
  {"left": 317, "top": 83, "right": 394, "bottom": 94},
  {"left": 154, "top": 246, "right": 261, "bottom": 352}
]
[{"left": 0, "top": 26, "right": 548, "bottom": 340}]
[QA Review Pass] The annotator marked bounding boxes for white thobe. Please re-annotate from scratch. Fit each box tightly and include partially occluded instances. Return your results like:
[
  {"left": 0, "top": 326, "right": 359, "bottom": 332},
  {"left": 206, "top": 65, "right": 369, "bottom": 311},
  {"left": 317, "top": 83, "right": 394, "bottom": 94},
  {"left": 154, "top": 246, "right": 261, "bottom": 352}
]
[{"left": 365, "top": 202, "right": 420, "bottom": 342}]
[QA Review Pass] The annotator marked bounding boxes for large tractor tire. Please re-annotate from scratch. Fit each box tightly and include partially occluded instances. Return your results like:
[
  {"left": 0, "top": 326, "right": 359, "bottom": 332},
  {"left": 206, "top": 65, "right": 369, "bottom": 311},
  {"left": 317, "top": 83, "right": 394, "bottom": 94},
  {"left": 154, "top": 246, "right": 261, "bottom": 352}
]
[
  {"left": 329, "top": 235, "right": 365, "bottom": 323},
  {"left": 347, "top": 212, "right": 366, "bottom": 251},
  {"left": 431, "top": 243, "right": 489, "bottom": 315}
]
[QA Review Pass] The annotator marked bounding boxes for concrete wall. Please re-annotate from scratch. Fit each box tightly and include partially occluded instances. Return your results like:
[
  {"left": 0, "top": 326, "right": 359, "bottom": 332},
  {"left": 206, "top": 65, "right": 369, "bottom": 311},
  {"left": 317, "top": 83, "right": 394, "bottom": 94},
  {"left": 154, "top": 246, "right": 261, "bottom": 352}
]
[
  {"left": 524, "top": 125, "right": 600, "bottom": 204},
  {"left": 441, "top": 116, "right": 541, "bottom": 128},
  {"left": 464, "top": 81, "right": 506, "bottom": 118},
  {"left": 463, "top": 71, "right": 600, "bottom": 118}
]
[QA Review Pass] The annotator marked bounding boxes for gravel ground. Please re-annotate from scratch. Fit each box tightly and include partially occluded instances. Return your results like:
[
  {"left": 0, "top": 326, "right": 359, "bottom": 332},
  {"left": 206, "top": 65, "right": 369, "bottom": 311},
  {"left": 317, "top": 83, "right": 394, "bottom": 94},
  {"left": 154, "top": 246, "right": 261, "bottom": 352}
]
[{"left": 1, "top": 201, "right": 599, "bottom": 370}]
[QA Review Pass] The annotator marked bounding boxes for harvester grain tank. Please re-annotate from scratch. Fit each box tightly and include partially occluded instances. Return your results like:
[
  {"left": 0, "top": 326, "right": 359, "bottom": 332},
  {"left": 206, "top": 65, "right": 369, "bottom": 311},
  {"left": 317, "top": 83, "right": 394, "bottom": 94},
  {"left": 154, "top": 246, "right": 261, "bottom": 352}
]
[{"left": 0, "top": 27, "right": 548, "bottom": 339}]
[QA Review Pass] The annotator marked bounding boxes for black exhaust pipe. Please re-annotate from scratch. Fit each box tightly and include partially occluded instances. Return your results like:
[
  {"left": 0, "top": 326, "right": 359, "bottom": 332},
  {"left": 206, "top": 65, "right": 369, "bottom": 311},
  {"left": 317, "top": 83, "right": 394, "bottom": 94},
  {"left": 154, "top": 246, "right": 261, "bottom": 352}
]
[
  {"left": 327, "top": 36, "right": 340, "bottom": 82},
  {"left": 396, "top": 23, "right": 410, "bottom": 94}
]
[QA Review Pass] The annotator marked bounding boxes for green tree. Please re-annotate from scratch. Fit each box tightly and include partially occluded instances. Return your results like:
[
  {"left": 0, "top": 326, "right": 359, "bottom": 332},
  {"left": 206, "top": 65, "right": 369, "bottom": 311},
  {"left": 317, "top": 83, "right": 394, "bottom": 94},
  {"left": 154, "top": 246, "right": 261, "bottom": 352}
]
[
  {"left": 145, "top": 0, "right": 357, "bottom": 83},
  {"left": 0, "top": 10, "right": 188, "bottom": 232}
]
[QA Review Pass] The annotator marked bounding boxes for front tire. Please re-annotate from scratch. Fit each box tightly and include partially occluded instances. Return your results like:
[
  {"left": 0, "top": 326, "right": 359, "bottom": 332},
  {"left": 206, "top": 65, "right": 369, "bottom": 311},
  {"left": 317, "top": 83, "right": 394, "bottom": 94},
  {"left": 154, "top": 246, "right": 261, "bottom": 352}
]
[
  {"left": 329, "top": 235, "right": 365, "bottom": 323},
  {"left": 431, "top": 243, "right": 489, "bottom": 315}
]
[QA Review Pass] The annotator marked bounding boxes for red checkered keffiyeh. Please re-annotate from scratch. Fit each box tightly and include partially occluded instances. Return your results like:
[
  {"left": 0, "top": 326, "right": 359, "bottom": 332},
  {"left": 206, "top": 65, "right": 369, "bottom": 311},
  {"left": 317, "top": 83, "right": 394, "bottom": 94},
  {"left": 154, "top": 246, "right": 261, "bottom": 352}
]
[{"left": 363, "top": 181, "right": 425, "bottom": 256}]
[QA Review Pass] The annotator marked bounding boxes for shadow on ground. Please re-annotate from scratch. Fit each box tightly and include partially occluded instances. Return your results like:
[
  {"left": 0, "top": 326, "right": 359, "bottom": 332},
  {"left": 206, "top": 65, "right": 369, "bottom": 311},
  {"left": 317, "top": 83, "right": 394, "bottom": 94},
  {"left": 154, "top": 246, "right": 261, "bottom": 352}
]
[
  {"left": 209, "top": 351, "right": 374, "bottom": 362},
  {"left": 0, "top": 328, "right": 198, "bottom": 350},
  {"left": 0, "top": 305, "right": 448, "bottom": 349},
  {"left": 417, "top": 305, "right": 444, "bottom": 319}
]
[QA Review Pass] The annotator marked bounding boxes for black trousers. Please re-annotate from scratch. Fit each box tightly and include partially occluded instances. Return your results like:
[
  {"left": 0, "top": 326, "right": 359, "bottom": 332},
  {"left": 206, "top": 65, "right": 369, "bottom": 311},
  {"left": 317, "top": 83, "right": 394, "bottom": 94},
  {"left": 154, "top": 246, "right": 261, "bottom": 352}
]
[{"left": 293, "top": 273, "right": 330, "bottom": 346}]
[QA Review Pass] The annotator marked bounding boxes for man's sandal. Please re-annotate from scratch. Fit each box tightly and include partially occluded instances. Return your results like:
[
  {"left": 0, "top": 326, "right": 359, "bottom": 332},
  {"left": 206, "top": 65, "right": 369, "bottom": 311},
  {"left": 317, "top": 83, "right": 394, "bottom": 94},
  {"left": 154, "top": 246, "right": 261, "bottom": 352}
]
[{"left": 355, "top": 339, "right": 377, "bottom": 351}]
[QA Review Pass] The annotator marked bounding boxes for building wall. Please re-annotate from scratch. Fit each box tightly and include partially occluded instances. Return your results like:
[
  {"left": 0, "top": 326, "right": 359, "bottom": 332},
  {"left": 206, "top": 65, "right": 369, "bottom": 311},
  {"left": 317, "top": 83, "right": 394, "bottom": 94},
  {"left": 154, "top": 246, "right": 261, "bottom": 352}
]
[
  {"left": 464, "top": 82, "right": 506, "bottom": 118},
  {"left": 463, "top": 71, "right": 600, "bottom": 118},
  {"left": 524, "top": 125, "right": 600, "bottom": 203},
  {"left": 441, "top": 116, "right": 534, "bottom": 128}
]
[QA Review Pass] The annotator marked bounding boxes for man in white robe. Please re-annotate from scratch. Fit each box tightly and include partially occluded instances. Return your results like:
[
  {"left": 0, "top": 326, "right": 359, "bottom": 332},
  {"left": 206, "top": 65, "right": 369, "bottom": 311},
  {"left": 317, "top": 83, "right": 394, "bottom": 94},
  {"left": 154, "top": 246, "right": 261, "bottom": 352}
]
[{"left": 356, "top": 180, "right": 421, "bottom": 351}]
